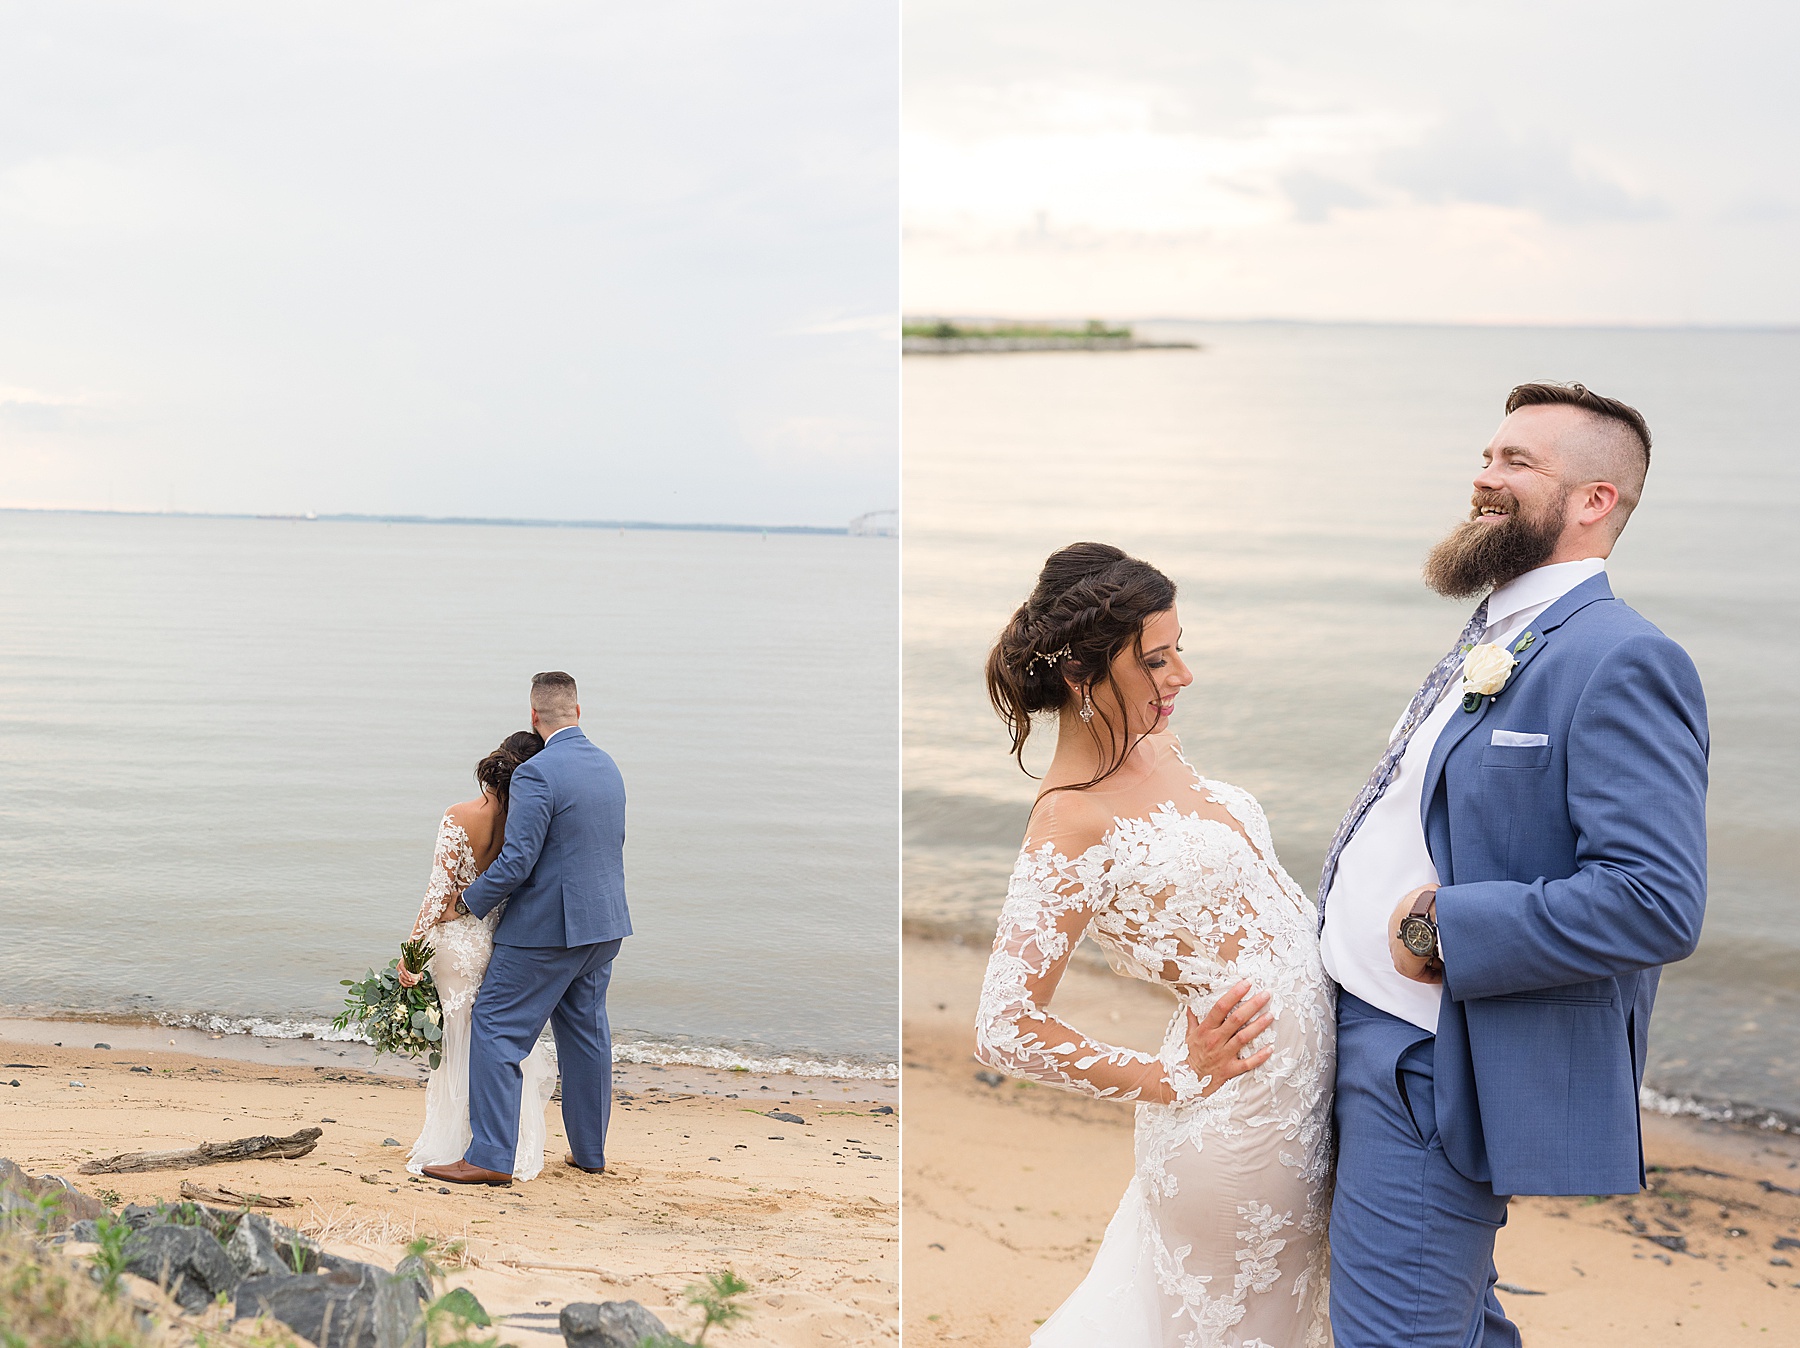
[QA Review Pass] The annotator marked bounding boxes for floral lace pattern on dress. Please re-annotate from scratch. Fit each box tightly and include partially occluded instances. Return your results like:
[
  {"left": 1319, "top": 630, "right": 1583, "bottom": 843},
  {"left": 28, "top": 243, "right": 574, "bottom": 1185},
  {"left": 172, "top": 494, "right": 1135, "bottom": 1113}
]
[
  {"left": 409, "top": 815, "right": 507, "bottom": 1016},
  {"left": 975, "top": 743, "right": 1335, "bottom": 1348}
]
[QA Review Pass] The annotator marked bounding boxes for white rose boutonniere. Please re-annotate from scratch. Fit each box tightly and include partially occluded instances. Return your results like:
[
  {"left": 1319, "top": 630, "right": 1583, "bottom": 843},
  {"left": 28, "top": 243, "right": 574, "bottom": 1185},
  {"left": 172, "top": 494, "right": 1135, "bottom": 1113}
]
[{"left": 1460, "top": 642, "right": 1518, "bottom": 712}]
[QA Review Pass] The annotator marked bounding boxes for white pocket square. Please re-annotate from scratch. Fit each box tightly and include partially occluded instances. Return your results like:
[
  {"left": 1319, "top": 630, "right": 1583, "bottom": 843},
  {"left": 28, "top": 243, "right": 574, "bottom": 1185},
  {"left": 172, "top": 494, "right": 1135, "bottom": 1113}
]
[{"left": 1490, "top": 730, "right": 1549, "bottom": 747}]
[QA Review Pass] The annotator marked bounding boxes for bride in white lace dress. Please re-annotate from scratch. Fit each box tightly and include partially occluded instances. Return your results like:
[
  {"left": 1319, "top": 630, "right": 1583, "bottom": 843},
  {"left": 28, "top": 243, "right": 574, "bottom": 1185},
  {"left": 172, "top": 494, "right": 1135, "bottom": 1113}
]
[
  {"left": 975, "top": 544, "right": 1335, "bottom": 1348},
  {"left": 399, "top": 731, "right": 559, "bottom": 1182}
]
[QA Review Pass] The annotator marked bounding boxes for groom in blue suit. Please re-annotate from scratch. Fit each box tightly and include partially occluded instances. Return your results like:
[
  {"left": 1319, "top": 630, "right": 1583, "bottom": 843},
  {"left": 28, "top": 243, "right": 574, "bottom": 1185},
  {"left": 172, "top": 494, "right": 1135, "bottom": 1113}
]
[
  {"left": 1318, "top": 383, "right": 1708, "bottom": 1345},
  {"left": 423, "top": 670, "right": 632, "bottom": 1185}
]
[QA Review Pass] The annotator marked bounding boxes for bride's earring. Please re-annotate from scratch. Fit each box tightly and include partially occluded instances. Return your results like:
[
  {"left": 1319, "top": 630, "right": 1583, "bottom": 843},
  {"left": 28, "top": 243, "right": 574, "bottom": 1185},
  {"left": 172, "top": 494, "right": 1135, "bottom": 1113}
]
[{"left": 1079, "top": 688, "right": 1095, "bottom": 723}]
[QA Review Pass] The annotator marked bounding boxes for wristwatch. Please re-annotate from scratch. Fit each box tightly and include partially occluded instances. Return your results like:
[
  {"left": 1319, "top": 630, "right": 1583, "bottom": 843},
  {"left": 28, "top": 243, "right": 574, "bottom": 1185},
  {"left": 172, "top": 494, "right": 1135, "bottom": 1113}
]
[
  {"left": 1397, "top": 888, "right": 1439, "bottom": 960},
  {"left": 454, "top": 895, "right": 470, "bottom": 917}
]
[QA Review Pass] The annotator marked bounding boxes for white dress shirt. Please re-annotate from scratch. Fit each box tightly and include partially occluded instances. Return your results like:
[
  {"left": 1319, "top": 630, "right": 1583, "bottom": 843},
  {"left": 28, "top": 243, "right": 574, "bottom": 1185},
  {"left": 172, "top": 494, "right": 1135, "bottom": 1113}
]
[{"left": 1319, "top": 558, "right": 1606, "bottom": 1032}]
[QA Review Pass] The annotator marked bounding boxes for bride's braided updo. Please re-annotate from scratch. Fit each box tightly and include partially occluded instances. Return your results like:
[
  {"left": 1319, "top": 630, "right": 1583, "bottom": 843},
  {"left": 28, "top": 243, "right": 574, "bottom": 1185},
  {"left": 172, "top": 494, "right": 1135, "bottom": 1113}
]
[
  {"left": 475, "top": 729, "right": 545, "bottom": 817},
  {"left": 986, "top": 542, "right": 1177, "bottom": 789}
]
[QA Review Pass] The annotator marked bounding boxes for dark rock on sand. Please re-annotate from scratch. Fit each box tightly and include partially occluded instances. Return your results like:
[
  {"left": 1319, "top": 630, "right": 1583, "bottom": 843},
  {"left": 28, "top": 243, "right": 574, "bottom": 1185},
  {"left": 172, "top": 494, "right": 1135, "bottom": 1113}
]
[
  {"left": 122, "top": 1224, "right": 240, "bottom": 1311},
  {"left": 226, "top": 1212, "right": 318, "bottom": 1279},
  {"left": 766, "top": 1111, "right": 806, "bottom": 1125},
  {"left": 0, "top": 1158, "right": 111, "bottom": 1230},
  {"left": 560, "top": 1299, "right": 669, "bottom": 1347},
  {"left": 236, "top": 1260, "right": 425, "bottom": 1348}
]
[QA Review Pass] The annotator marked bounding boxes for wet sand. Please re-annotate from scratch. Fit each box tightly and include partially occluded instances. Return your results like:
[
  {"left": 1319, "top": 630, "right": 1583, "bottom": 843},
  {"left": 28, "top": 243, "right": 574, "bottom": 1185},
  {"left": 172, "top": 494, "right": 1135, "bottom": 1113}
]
[
  {"left": 1, "top": 1025, "right": 897, "bottom": 1346},
  {"left": 902, "top": 934, "right": 1800, "bottom": 1346}
]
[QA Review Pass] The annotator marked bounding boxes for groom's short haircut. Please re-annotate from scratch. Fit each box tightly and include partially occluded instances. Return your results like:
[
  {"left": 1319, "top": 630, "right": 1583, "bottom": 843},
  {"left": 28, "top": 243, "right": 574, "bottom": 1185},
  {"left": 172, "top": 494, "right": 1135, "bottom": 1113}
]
[
  {"left": 531, "top": 670, "right": 579, "bottom": 723},
  {"left": 1506, "top": 382, "right": 1652, "bottom": 535}
]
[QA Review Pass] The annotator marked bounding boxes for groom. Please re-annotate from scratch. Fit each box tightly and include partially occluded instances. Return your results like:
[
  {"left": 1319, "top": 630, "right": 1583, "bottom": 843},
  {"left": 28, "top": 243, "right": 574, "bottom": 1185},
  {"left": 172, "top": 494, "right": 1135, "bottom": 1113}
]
[
  {"left": 424, "top": 670, "right": 632, "bottom": 1186},
  {"left": 1318, "top": 383, "right": 1708, "bottom": 1345}
]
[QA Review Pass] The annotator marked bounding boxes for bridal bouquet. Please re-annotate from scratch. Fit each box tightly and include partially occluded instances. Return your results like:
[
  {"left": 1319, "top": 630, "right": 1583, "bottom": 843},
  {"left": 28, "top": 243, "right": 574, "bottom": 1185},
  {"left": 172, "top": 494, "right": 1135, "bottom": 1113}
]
[{"left": 333, "top": 938, "right": 445, "bottom": 1070}]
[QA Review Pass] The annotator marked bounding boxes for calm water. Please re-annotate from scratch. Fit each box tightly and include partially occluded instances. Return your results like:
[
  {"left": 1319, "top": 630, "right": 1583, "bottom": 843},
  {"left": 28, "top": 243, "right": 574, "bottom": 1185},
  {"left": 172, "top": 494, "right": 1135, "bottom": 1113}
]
[
  {"left": 904, "top": 321, "right": 1800, "bottom": 1120},
  {"left": 0, "top": 513, "right": 897, "bottom": 1074}
]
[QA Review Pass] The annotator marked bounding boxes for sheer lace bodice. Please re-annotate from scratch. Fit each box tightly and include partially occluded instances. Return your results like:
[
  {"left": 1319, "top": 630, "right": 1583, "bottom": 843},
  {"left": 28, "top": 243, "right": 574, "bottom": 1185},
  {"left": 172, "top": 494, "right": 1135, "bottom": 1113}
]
[
  {"left": 410, "top": 816, "right": 500, "bottom": 1016},
  {"left": 407, "top": 813, "right": 557, "bottom": 1181},
  {"left": 975, "top": 738, "right": 1335, "bottom": 1347}
]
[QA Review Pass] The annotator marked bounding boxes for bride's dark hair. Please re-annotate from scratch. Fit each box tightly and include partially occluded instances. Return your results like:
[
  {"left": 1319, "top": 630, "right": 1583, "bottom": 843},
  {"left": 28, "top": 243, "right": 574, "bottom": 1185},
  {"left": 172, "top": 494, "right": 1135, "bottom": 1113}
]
[
  {"left": 986, "top": 542, "right": 1178, "bottom": 793},
  {"left": 475, "top": 730, "right": 545, "bottom": 816}
]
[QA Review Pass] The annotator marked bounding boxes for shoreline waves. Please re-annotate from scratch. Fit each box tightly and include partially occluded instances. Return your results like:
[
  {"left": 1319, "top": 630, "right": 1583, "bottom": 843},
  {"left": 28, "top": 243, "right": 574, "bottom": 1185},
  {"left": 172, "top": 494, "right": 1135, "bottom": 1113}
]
[{"left": 0, "top": 1013, "right": 898, "bottom": 1093}]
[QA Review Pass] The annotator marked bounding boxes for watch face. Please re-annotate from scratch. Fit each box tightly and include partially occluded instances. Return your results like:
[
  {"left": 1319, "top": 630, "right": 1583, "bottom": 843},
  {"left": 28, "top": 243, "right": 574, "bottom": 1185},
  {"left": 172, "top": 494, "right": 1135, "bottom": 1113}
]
[{"left": 1399, "top": 916, "right": 1437, "bottom": 958}]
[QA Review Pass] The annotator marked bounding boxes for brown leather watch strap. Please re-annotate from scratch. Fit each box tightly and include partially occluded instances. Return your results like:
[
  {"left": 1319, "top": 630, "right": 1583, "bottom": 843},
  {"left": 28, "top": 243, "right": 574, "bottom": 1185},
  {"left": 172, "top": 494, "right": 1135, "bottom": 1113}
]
[{"left": 1409, "top": 886, "right": 1438, "bottom": 919}]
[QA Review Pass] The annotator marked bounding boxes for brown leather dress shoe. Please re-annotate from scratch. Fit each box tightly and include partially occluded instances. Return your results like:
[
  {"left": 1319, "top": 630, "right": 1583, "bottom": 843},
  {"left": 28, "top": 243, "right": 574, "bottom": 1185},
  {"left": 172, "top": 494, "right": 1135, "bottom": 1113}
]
[
  {"left": 564, "top": 1153, "right": 605, "bottom": 1174},
  {"left": 421, "top": 1160, "right": 512, "bottom": 1186}
]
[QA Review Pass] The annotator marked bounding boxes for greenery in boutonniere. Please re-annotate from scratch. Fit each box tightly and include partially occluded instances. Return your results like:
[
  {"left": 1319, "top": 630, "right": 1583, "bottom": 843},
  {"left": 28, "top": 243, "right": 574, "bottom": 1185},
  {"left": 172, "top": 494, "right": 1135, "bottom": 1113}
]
[{"left": 1512, "top": 631, "right": 1537, "bottom": 655}]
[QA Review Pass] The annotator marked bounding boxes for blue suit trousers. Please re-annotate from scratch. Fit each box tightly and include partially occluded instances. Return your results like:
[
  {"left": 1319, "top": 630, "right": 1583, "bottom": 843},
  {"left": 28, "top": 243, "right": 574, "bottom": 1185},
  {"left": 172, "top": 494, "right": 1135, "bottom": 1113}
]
[
  {"left": 466, "top": 939, "right": 623, "bottom": 1176},
  {"left": 1331, "top": 992, "right": 1520, "bottom": 1348}
]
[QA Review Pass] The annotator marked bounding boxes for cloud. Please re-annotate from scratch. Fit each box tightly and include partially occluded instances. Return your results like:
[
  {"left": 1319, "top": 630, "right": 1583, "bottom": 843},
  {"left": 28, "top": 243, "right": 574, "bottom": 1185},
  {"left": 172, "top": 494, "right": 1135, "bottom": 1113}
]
[
  {"left": 784, "top": 312, "right": 901, "bottom": 338},
  {"left": 1381, "top": 117, "right": 1665, "bottom": 223},
  {"left": 905, "top": 2, "right": 1800, "bottom": 323},
  {"left": 1279, "top": 170, "right": 1373, "bottom": 224},
  {"left": 0, "top": 3, "right": 897, "bottom": 525},
  {"left": 745, "top": 414, "right": 890, "bottom": 470},
  {"left": 0, "top": 384, "right": 87, "bottom": 408}
]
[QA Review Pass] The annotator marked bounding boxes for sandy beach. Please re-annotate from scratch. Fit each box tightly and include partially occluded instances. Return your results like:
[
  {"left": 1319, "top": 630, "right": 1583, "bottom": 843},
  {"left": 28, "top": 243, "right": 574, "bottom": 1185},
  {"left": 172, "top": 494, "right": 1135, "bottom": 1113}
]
[
  {"left": 0, "top": 1021, "right": 897, "bottom": 1346},
  {"left": 902, "top": 933, "right": 1800, "bottom": 1346}
]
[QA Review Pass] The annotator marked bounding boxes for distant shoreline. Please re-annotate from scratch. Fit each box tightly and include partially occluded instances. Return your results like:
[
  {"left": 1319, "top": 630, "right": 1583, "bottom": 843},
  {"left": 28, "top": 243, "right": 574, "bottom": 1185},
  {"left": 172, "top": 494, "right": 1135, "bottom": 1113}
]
[
  {"left": 902, "top": 317, "right": 1200, "bottom": 355},
  {"left": 903, "top": 334, "right": 1200, "bottom": 354},
  {"left": 0, "top": 505, "right": 897, "bottom": 538}
]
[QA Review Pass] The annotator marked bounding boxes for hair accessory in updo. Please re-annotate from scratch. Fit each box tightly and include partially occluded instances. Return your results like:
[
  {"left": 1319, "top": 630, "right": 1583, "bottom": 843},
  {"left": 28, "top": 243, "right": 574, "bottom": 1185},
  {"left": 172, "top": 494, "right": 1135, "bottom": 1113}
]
[{"left": 985, "top": 541, "right": 1177, "bottom": 793}]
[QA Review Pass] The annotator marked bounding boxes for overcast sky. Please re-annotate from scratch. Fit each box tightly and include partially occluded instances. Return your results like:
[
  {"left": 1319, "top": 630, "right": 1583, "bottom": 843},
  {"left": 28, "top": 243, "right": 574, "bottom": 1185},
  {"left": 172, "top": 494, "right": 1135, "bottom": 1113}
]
[
  {"left": 905, "top": 0, "right": 1800, "bottom": 325},
  {"left": 0, "top": 3, "right": 896, "bottom": 526}
]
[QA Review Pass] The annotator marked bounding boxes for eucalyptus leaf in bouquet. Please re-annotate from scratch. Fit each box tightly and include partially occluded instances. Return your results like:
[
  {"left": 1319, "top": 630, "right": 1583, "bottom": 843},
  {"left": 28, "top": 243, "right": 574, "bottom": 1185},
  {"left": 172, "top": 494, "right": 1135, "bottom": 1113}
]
[{"left": 333, "top": 938, "right": 445, "bottom": 1070}]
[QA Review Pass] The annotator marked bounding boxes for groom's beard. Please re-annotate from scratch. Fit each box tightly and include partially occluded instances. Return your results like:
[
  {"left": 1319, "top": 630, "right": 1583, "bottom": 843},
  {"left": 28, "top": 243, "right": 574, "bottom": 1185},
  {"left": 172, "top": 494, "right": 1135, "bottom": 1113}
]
[{"left": 1423, "top": 489, "right": 1566, "bottom": 599}]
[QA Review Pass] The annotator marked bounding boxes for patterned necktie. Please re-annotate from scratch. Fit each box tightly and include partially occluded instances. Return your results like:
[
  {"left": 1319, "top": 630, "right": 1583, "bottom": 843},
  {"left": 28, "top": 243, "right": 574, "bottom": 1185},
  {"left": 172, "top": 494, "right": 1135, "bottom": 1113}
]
[{"left": 1316, "top": 598, "right": 1490, "bottom": 914}]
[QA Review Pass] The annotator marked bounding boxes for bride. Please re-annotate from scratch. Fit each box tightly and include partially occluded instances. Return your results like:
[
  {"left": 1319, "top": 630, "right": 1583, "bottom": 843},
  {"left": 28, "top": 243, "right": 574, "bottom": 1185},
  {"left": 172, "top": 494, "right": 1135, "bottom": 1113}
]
[
  {"left": 974, "top": 543, "right": 1335, "bottom": 1347},
  {"left": 399, "top": 731, "right": 559, "bottom": 1182}
]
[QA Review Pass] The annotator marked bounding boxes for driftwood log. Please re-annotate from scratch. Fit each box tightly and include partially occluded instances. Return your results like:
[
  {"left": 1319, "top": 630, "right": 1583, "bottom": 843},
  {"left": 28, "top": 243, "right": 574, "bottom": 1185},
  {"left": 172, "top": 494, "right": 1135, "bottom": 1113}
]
[
  {"left": 78, "top": 1127, "right": 322, "bottom": 1175},
  {"left": 177, "top": 1179, "right": 297, "bottom": 1209}
]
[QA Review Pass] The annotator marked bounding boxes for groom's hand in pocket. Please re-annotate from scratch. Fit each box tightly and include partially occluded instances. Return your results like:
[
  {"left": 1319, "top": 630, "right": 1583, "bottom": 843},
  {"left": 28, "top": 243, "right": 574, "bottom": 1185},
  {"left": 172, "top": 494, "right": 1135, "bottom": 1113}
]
[{"left": 1186, "top": 981, "right": 1275, "bottom": 1097}]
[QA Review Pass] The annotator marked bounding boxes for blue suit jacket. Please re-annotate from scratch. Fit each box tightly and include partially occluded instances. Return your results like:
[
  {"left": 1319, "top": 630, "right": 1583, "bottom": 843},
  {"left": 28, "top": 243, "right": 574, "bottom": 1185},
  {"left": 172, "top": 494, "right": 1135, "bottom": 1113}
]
[
  {"left": 461, "top": 727, "right": 632, "bottom": 948},
  {"left": 1427, "top": 572, "right": 1707, "bottom": 1196}
]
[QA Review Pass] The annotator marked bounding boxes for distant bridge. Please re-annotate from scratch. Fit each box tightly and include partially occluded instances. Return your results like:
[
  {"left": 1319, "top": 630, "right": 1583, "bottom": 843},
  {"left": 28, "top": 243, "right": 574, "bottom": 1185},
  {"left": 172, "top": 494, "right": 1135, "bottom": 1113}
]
[{"left": 849, "top": 509, "right": 898, "bottom": 538}]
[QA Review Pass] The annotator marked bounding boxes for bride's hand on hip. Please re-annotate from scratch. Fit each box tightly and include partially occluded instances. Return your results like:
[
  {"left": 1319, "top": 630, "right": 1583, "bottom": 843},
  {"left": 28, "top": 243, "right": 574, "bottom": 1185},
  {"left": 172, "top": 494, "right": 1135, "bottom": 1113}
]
[{"left": 1185, "top": 981, "right": 1275, "bottom": 1097}]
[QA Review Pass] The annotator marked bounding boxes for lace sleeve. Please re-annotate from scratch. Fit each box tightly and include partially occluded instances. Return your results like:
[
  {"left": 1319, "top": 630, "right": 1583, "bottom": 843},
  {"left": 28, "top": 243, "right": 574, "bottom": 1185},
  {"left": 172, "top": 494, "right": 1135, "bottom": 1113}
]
[
  {"left": 409, "top": 816, "right": 467, "bottom": 939},
  {"left": 974, "top": 810, "right": 1179, "bottom": 1104}
]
